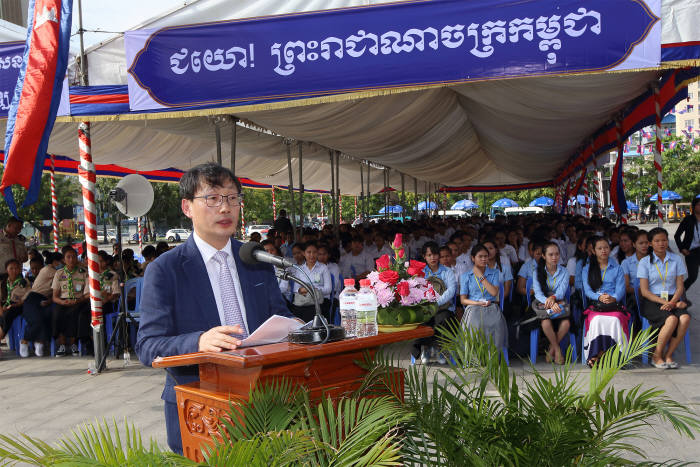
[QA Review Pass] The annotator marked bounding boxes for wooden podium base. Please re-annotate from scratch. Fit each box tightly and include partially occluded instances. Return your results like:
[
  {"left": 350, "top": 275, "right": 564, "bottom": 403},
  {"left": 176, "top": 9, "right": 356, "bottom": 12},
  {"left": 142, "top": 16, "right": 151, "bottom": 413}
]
[{"left": 153, "top": 327, "right": 431, "bottom": 462}]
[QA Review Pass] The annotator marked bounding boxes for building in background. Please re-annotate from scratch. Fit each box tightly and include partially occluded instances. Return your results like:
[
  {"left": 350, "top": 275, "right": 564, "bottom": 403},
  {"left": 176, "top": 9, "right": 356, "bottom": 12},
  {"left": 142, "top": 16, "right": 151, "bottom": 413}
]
[{"left": 675, "top": 80, "right": 699, "bottom": 136}]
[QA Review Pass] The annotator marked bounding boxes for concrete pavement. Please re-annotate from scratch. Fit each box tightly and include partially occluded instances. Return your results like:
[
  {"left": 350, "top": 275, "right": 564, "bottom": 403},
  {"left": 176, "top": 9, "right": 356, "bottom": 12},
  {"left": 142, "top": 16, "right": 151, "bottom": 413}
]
[{"left": 1, "top": 223, "right": 699, "bottom": 463}]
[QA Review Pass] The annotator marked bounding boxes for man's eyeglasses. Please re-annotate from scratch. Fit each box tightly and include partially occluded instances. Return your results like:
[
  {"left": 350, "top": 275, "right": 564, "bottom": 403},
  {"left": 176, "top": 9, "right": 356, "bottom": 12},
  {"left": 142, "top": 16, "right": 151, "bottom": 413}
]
[{"left": 193, "top": 194, "right": 244, "bottom": 207}]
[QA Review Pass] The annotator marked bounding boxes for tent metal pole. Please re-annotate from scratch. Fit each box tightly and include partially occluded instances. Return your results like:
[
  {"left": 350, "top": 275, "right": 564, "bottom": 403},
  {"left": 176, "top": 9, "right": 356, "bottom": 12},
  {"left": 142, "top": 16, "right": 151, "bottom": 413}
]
[
  {"left": 298, "top": 142, "right": 304, "bottom": 230},
  {"left": 366, "top": 163, "right": 371, "bottom": 221},
  {"left": 329, "top": 150, "right": 335, "bottom": 227},
  {"left": 286, "top": 141, "right": 296, "bottom": 241},
  {"left": 359, "top": 161, "right": 364, "bottom": 221},
  {"left": 215, "top": 124, "right": 222, "bottom": 165},
  {"left": 230, "top": 118, "right": 237, "bottom": 176},
  {"left": 335, "top": 151, "right": 341, "bottom": 226},
  {"left": 400, "top": 173, "right": 405, "bottom": 222},
  {"left": 414, "top": 177, "right": 418, "bottom": 218}
]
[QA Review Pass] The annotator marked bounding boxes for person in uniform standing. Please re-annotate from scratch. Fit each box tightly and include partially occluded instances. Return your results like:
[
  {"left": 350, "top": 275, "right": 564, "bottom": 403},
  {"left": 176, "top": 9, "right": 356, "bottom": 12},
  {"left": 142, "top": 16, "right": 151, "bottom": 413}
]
[
  {"left": 0, "top": 218, "right": 28, "bottom": 279},
  {"left": 51, "top": 248, "right": 90, "bottom": 357}
]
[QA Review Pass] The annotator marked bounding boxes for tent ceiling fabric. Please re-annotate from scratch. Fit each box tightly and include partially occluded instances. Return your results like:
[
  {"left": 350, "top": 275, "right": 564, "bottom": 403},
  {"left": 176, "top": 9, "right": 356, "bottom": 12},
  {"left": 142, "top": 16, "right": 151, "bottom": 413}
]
[{"left": 60, "top": 0, "right": 671, "bottom": 193}]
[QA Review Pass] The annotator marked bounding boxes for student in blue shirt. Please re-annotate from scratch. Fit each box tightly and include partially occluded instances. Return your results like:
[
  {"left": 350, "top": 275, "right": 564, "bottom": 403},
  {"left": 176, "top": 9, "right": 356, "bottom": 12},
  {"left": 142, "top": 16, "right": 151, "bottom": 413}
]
[
  {"left": 483, "top": 240, "right": 513, "bottom": 302},
  {"left": 516, "top": 241, "right": 543, "bottom": 299},
  {"left": 581, "top": 236, "right": 628, "bottom": 368},
  {"left": 637, "top": 227, "right": 689, "bottom": 369},
  {"left": 532, "top": 242, "right": 571, "bottom": 365},
  {"left": 622, "top": 230, "right": 649, "bottom": 295},
  {"left": 414, "top": 241, "right": 458, "bottom": 364},
  {"left": 459, "top": 244, "right": 507, "bottom": 351}
]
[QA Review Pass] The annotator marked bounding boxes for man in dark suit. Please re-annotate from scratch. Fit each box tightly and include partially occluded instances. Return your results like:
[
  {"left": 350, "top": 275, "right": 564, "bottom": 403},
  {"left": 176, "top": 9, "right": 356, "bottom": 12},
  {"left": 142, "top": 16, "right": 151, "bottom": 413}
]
[
  {"left": 135, "top": 162, "right": 294, "bottom": 454},
  {"left": 674, "top": 197, "right": 700, "bottom": 292}
]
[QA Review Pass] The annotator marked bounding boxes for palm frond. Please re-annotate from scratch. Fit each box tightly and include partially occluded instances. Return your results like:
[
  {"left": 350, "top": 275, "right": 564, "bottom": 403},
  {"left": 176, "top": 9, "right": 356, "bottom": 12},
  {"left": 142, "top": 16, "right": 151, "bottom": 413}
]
[
  {"left": 0, "top": 419, "right": 189, "bottom": 467},
  {"left": 217, "top": 378, "right": 304, "bottom": 443},
  {"left": 202, "top": 430, "right": 319, "bottom": 467}
]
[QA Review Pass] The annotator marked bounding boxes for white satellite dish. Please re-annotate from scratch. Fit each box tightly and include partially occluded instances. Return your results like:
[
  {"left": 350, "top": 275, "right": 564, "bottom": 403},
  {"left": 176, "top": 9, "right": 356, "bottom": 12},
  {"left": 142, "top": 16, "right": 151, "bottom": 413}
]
[{"left": 112, "top": 174, "right": 154, "bottom": 217}]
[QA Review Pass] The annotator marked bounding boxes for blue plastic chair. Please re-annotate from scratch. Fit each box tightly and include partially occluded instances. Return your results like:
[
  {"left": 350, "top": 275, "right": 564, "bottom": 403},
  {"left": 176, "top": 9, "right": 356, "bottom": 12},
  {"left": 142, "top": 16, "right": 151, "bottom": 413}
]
[
  {"left": 528, "top": 281, "right": 577, "bottom": 364},
  {"left": 634, "top": 286, "right": 691, "bottom": 365}
]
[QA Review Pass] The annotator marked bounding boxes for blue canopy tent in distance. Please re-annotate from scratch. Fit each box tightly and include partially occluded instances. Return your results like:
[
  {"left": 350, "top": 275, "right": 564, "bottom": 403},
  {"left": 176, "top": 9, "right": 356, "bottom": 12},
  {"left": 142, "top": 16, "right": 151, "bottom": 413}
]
[
  {"left": 451, "top": 199, "right": 479, "bottom": 210},
  {"left": 568, "top": 195, "right": 597, "bottom": 205},
  {"left": 491, "top": 198, "right": 519, "bottom": 208},
  {"left": 416, "top": 201, "right": 437, "bottom": 211},
  {"left": 649, "top": 190, "right": 682, "bottom": 201},
  {"left": 378, "top": 205, "right": 403, "bottom": 214},
  {"left": 611, "top": 200, "right": 640, "bottom": 212},
  {"left": 529, "top": 196, "right": 554, "bottom": 207}
]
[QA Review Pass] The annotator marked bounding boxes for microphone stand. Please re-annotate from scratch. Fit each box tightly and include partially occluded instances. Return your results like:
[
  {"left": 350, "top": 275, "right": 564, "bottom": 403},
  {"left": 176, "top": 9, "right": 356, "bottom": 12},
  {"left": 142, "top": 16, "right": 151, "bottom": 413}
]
[{"left": 277, "top": 267, "right": 345, "bottom": 344}]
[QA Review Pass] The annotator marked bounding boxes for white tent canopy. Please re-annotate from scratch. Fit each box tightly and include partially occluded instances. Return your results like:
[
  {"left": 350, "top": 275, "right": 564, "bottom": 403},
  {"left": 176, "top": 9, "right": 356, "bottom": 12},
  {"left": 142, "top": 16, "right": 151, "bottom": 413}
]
[{"left": 18, "top": 0, "right": 700, "bottom": 193}]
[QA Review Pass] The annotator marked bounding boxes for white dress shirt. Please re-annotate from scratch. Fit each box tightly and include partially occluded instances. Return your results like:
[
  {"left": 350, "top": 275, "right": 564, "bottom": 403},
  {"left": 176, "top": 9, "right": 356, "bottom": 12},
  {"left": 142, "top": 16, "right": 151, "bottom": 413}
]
[{"left": 192, "top": 232, "right": 249, "bottom": 334}]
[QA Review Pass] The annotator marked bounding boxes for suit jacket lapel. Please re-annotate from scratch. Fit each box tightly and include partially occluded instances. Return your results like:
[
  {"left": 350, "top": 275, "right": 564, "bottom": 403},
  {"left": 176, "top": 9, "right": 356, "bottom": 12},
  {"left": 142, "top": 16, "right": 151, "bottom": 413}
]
[{"left": 182, "top": 236, "right": 219, "bottom": 328}]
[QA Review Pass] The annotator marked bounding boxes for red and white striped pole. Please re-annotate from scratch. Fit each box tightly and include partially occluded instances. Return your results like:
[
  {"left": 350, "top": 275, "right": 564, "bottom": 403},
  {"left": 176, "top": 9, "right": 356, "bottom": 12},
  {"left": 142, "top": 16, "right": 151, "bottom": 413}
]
[
  {"left": 271, "top": 185, "right": 276, "bottom": 219},
  {"left": 590, "top": 141, "right": 600, "bottom": 213},
  {"left": 354, "top": 195, "right": 358, "bottom": 221},
  {"left": 78, "top": 122, "right": 104, "bottom": 369},
  {"left": 50, "top": 154, "right": 59, "bottom": 251},
  {"left": 240, "top": 198, "right": 246, "bottom": 236},
  {"left": 137, "top": 216, "right": 142, "bottom": 253},
  {"left": 615, "top": 120, "right": 628, "bottom": 224},
  {"left": 653, "top": 83, "right": 664, "bottom": 227}
]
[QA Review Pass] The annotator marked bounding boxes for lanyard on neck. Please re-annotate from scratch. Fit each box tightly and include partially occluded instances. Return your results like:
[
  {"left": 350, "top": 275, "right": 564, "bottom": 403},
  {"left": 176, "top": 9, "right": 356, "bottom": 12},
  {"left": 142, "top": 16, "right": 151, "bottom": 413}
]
[
  {"left": 474, "top": 272, "right": 486, "bottom": 298},
  {"left": 601, "top": 264, "right": 608, "bottom": 283},
  {"left": 654, "top": 260, "right": 669, "bottom": 289}
]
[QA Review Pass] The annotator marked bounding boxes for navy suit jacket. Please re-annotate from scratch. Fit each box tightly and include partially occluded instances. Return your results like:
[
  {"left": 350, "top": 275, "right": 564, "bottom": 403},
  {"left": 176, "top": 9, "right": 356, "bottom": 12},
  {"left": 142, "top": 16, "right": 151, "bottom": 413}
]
[{"left": 135, "top": 236, "right": 294, "bottom": 403}]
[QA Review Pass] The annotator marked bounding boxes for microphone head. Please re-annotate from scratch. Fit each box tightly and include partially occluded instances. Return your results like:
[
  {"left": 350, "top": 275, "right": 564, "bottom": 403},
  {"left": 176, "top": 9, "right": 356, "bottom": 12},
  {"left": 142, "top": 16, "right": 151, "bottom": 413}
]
[{"left": 239, "top": 241, "right": 264, "bottom": 265}]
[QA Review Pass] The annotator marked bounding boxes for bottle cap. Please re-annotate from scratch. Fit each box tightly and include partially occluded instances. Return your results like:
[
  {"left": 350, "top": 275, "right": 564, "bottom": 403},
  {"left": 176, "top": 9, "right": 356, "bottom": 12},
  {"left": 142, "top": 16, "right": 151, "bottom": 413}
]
[
  {"left": 359, "top": 279, "right": 370, "bottom": 287},
  {"left": 344, "top": 278, "right": 356, "bottom": 286}
]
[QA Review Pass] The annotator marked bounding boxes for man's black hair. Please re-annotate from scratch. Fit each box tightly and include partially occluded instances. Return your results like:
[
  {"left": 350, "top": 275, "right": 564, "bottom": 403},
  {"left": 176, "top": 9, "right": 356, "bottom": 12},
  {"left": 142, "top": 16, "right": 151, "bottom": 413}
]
[
  {"left": 179, "top": 162, "right": 242, "bottom": 200},
  {"left": 142, "top": 245, "right": 156, "bottom": 258}
]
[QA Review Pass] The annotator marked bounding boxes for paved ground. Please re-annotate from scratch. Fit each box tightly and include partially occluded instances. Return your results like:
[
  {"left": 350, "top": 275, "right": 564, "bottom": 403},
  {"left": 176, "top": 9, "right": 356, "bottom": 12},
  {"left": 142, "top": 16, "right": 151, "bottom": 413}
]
[{"left": 1, "top": 223, "right": 699, "bottom": 463}]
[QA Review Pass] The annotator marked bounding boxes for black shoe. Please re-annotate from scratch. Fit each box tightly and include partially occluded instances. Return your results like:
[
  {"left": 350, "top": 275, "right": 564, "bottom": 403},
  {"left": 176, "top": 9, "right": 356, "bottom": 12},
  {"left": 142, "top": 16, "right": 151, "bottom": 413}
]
[{"left": 56, "top": 344, "right": 66, "bottom": 357}]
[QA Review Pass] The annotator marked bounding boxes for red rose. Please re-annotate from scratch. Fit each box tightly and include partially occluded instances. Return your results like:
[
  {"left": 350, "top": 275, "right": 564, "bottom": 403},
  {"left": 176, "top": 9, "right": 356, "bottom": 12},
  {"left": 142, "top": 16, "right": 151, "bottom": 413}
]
[
  {"left": 397, "top": 280, "right": 410, "bottom": 297},
  {"left": 392, "top": 233, "right": 403, "bottom": 249},
  {"left": 375, "top": 254, "right": 391, "bottom": 271},
  {"left": 407, "top": 260, "right": 426, "bottom": 277},
  {"left": 397, "top": 249, "right": 405, "bottom": 259},
  {"left": 379, "top": 270, "right": 400, "bottom": 286}
]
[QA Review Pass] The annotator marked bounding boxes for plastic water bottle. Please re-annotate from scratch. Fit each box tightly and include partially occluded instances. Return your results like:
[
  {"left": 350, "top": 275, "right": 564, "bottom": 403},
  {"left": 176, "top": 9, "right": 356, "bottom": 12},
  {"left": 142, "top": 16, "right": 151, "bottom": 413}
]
[
  {"left": 339, "top": 278, "right": 357, "bottom": 338},
  {"left": 355, "top": 279, "right": 378, "bottom": 337}
]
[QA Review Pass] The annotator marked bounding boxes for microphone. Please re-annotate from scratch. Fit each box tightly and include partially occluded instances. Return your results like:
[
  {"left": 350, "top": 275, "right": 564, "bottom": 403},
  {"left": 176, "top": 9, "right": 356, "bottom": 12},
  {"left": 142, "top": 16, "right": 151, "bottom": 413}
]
[
  {"left": 239, "top": 241, "right": 345, "bottom": 344},
  {"left": 240, "top": 241, "right": 295, "bottom": 269}
]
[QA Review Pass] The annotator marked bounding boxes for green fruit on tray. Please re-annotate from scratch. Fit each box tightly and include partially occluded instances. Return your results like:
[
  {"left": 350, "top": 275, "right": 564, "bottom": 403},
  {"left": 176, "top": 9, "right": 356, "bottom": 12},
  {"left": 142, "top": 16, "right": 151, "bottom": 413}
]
[
  {"left": 377, "top": 308, "right": 389, "bottom": 325},
  {"left": 406, "top": 308, "right": 418, "bottom": 323}
]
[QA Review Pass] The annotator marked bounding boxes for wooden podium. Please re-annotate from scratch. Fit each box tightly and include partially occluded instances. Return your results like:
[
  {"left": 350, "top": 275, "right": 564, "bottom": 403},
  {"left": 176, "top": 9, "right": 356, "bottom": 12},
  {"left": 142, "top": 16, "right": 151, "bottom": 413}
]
[{"left": 153, "top": 327, "right": 432, "bottom": 461}]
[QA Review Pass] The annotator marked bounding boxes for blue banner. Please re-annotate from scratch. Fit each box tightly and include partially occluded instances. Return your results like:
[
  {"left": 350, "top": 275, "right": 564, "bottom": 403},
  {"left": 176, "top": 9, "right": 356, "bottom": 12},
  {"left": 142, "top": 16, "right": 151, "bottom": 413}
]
[
  {"left": 0, "top": 41, "right": 24, "bottom": 118},
  {"left": 126, "top": 0, "right": 661, "bottom": 111}
]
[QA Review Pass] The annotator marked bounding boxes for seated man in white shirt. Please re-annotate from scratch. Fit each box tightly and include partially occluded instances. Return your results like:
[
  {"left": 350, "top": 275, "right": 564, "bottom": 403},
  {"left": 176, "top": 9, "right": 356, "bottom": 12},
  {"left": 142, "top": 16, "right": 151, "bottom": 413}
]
[
  {"left": 339, "top": 236, "right": 375, "bottom": 282},
  {"left": 365, "top": 233, "right": 393, "bottom": 262}
]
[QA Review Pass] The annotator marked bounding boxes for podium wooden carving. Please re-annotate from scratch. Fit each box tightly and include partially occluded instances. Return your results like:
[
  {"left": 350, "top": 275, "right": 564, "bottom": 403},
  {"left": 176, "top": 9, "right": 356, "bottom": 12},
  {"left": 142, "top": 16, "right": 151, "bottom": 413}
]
[{"left": 153, "top": 327, "right": 432, "bottom": 461}]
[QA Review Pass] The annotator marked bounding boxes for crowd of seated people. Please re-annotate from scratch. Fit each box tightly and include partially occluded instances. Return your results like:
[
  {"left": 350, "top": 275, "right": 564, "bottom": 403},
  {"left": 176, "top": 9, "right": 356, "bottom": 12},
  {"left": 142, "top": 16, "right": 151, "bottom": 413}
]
[
  {"left": 2, "top": 209, "right": 694, "bottom": 370},
  {"left": 263, "top": 211, "right": 693, "bottom": 368},
  {"left": 0, "top": 228, "right": 173, "bottom": 358}
]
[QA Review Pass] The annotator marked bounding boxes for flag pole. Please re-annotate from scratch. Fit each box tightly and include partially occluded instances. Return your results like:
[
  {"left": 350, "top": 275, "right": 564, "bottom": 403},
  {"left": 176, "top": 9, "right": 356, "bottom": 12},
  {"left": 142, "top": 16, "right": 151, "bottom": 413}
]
[
  {"left": 77, "top": 0, "right": 105, "bottom": 372},
  {"left": 50, "top": 155, "right": 59, "bottom": 251}
]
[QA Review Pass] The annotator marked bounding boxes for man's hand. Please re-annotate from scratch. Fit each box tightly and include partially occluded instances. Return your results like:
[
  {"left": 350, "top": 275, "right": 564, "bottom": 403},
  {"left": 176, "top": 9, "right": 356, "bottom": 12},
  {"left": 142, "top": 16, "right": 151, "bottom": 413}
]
[{"left": 198, "top": 325, "right": 245, "bottom": 352}]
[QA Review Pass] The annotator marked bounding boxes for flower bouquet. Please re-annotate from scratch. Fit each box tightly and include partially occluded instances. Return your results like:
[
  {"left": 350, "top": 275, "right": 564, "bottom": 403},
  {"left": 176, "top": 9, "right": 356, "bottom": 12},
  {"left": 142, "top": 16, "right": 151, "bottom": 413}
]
[{"left": 366, "top": 234, "right": 439, "bottom": 332}]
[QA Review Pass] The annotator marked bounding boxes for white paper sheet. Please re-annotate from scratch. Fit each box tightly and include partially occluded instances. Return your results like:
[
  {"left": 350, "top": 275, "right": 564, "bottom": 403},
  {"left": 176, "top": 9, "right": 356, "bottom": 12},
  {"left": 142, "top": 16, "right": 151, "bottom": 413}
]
[{"left": 238, "top": 315, "right": 304, "bottom": 348}]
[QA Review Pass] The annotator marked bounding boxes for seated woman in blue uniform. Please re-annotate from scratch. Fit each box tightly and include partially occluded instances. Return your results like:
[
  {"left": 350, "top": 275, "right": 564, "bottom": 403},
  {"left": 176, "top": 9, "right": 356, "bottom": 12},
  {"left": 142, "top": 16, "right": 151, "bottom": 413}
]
[{"left": 637, "top": 227, "right": 690, "bottom": 369}]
